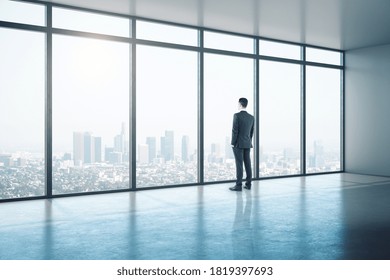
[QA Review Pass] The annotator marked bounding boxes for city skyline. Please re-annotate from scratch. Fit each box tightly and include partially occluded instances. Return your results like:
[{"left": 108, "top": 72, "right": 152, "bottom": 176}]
[
  {"left": 1, "top": 131, "right": 340, "bottom": 198},
  {"left": 0, "top": 122, "right": 338, "bottom": 169}
]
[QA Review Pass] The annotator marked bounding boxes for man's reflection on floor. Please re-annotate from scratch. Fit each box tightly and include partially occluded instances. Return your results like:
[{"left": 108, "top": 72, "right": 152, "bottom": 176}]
[{"left": 232, "top": 190, "right": 254, "bottom": 259}]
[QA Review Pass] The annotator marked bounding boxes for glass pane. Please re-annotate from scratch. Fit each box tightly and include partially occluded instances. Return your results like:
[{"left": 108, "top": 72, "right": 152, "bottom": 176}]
[
  {"left": 204, "top": 31, "right": 254, "bottom": 53},
  {"left": 306, "top": 47, "right": 342, "bottom": 65},
  {"left": 204, "top": 53, "right": 254, "bottom": 182},
  {"left": 0, "top": 28, "right": 45, "bottom": 199},
  {"left": 259, "top": 40, "right": 301, "bottom": 60},
  {"left": 136, "top": 45, "right": 198, "bottom": 187},
  {"left": 53, "top": 35, "right": 130, "bottom": 194},
  {"left": 306, "top": 66, "right": 341, "bottom": 173},
  {"left": 259, "top": 61, "right": 301, "bottom": 176},
  {"left": 137, "top": 20, "right": 198, "bottom": 46},
  {"left": 0, "top": 0, "right": 45, "bottom": 26},
  {"left": 53, "top": 8, "right": 130, "bottom": 37}
]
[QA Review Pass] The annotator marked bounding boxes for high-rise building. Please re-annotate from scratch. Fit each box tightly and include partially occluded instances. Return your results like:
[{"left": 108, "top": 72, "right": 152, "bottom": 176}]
[
  {"left": 111, "top": 152, "right": 123, "bottom": 164},
  {"left": 73, "top": 132, "right": 84, "bottom": 166},
  {"left": 113, "top": 122, "right": 128, "bottom": 154},
  {"left": 161, "top": 130, "right": 174, "bottom": 161},
  {"left": 182, "top": 135, "right": 189, "bottom": 162},
  {"left": 114, "top": 134, "right": 124, "bottom": 153},
  {"left": 160, "top": 136, "right": 165, "bottom": 161},
  {"left": 73, "top": 132, "right": 101, "bottom": 165},
  {"left": 105, "top": 147, "right": 114, "bottom": 162},
  {"left": 83, "top": 132, "right": 94, "bottom": 164},
  {"left": 94, "top": 137, "right": 102, "bottom": 162},
  {"left": 146, "top": 137, "right": 156, "bottom": 163}
]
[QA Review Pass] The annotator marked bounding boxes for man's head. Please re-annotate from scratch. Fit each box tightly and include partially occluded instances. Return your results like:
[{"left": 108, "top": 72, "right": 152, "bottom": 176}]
[{"left": 238, "top": 98, "right": 248, "bottom": 109}]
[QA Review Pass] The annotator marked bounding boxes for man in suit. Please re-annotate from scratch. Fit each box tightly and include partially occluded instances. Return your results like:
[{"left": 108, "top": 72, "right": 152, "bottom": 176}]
[{"left": 230, "top": 98, "right": 254, "bottom": 191}]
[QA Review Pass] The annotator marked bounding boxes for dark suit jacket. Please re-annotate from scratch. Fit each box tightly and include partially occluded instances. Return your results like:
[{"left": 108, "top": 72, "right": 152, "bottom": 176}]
[{"left": 231, "top": 110, "right": 254, "bottom": 149}]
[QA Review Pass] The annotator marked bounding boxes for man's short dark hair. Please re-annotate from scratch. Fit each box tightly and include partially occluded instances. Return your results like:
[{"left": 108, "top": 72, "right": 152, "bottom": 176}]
[{"left": 239, "top": 98, "right": 248, "bottom": 108}]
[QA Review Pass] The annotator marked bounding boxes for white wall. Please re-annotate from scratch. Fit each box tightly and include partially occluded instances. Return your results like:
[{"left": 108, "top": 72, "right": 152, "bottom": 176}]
[{"left": 345, "top": 44, "right": 390, "bottom": 176}]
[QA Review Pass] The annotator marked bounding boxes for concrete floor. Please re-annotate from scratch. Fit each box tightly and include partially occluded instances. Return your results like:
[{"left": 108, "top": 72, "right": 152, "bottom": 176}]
[{"left": 1, "top": 173, "right": 390, "bottom": 260}]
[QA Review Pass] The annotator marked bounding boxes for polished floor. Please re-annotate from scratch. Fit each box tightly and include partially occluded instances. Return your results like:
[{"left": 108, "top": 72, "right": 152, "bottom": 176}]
[{"left": 1, "top": 173, "right": 390, "bottom": 260}]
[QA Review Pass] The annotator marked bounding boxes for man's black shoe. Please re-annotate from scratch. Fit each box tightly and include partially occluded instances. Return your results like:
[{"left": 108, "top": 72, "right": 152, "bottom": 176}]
[
  {"left": 229, "top": 185, "right": 242, "bottom": 191},
  {"left": 244, "top": 185, "right": 251, "bottom": 190}
]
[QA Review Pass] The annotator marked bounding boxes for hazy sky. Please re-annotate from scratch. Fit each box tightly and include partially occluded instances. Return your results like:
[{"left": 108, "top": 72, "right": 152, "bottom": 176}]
[
  {"left": 52, "top": 35, "right": 130, "bottom": 153},
  {"left": 0, "top": 28, "right": 45, "bottom": 153}
]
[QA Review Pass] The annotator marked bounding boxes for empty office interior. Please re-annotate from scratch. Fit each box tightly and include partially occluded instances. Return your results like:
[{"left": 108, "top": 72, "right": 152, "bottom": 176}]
[{"left": 1, "top": 0, "right": 390, "bottom": 260}]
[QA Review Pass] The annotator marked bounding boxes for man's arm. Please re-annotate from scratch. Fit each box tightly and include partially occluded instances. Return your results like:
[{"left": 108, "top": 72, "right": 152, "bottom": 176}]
[
  {"left": 250, "top": 117, "right": 254, "bottom": 139},
  {"left": 231, "top": 114, "right": 238, "bottom": 146}
]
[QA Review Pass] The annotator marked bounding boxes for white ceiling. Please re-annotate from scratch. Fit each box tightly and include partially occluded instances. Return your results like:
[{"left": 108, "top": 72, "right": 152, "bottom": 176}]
[{"left": 40, "top": 0, "right": 390, "bottom": 50}]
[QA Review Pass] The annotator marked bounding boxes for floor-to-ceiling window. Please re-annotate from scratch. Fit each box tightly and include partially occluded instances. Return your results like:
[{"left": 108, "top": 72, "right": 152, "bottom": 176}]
[
  {"left": 258, "top": 40, "right": 302, "bottom": 177},
  {"left": 306, "top": 48, "right": 342, "bottom": 173},
  {"left": 52, "top": 8, "right": 131, "bottom": 194},
  {"left": 0, "top": 28, "right": 45, "bottom": 199},
  {"left": 306, "top": 66, "right": 341, "bottom": 173},
  {"left": 136, "top": 21, "right": 198, "bottom": 188},
  {"left": 0, "top": 0, "right": 46, "bottom": 200},
  {"left": 259, "top": 60, "right": 301, "bottom": 176},
  {"left": 203, "top": 31, "right": 255, "bottom": 182}
]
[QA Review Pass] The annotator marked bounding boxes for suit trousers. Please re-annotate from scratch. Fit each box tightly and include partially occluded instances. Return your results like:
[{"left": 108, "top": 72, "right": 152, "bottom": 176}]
[{"left": 232, "top": 147, "right": 252, "bottom": 186}]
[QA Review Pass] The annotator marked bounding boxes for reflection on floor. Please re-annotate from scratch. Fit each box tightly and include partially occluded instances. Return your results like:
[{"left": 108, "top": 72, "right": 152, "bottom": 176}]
[{"left": 1, "top": 173, "right": 390, "bottom": 260}]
